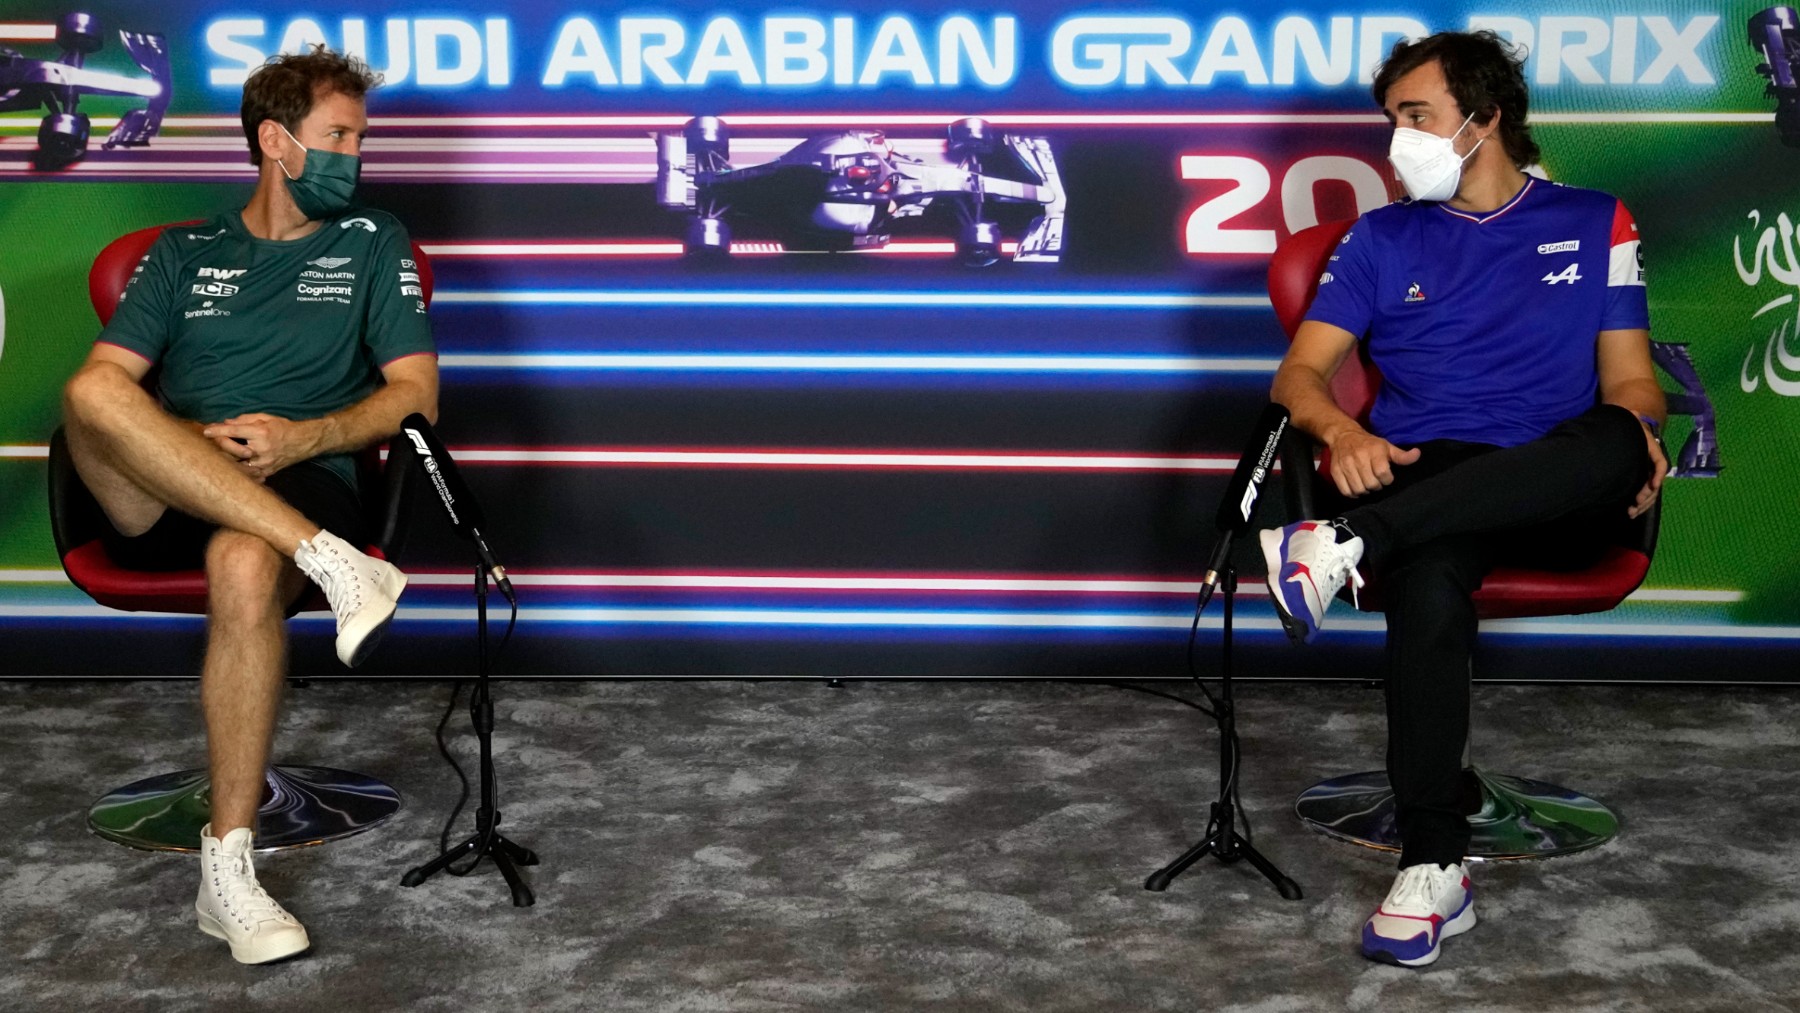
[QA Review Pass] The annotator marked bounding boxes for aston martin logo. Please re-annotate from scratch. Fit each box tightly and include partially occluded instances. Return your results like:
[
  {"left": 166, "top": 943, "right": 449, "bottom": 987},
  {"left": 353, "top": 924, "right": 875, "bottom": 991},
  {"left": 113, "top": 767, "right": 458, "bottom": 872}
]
[{"left": 307, "top": 257, "right": 353, "bottom": 269}]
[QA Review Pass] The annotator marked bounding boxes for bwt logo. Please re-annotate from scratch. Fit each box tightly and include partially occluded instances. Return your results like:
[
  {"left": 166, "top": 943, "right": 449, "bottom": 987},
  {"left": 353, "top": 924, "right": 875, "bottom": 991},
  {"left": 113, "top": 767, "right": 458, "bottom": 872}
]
[{"left": 197, "top": 267, "right": 247, "bottom": 280}]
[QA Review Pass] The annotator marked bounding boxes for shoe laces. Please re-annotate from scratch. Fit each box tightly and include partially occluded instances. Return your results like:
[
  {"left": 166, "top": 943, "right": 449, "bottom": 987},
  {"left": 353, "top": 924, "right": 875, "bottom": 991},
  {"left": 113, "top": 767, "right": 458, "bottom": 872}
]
[
  {"left": 1386, "top": 864, "right": 1454, "bottom": 913},
  {"left": 1315, "top": 529, "right": 1366, "bottom": 609},
  {"left": 304, "top": 542, "right": 364, "bottom": 632},
  {"left": 214, "top": 849, "right": 295, "bottom": 927}
]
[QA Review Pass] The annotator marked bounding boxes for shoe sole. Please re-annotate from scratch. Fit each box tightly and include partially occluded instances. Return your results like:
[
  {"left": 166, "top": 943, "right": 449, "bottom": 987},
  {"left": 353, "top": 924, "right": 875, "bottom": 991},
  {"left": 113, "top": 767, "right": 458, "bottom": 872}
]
[
  {"left": 1363, "top": 900, "right": 1477, "bottom": 968},
  {"left": 1259, "top": 528, "right": 1312, "bottom": 645},
  {"left": 197, "top": 908, "right": 311, "bottom": 965},
  {"left": 338, "top": 565, "right": 407, "bottom": 668}
]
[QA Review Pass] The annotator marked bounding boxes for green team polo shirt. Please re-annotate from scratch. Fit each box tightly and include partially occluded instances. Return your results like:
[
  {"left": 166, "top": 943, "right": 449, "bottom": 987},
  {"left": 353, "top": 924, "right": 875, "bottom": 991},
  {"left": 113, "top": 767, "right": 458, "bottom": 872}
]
[{"left": 96, "top": 207, "right": 436, "bottom": 489}]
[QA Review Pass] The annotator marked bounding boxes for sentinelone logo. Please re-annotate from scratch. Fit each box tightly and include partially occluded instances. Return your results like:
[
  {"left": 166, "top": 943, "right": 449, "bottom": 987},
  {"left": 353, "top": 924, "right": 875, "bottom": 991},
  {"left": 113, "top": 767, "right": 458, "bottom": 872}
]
[{"left": 204, "top": 12, "right": 1720, "bottom": 90}]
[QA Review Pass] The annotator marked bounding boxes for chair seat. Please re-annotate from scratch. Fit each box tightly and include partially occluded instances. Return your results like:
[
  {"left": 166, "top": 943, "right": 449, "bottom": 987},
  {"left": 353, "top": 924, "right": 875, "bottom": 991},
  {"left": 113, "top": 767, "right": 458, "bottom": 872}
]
[
  {"left": 63, "top": 539, "right": 212, "bottom": 613},
  {"left": 61, "top": 538, "right": 385, "bottom": 615},
  {"left": 1352, "top": 546, "right": 1652, "bottom": 620}
]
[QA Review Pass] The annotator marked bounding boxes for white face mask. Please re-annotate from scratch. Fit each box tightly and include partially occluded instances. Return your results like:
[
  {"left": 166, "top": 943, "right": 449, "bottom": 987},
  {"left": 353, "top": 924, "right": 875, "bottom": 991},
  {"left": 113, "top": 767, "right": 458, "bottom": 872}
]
[{"left": 1388, "top": 112, "right": 1483, "bottom": 203}]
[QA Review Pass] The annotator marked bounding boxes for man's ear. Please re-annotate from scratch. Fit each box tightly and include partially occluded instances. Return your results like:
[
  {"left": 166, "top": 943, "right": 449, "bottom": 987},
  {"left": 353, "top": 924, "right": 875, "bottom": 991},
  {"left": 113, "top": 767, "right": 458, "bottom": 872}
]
[
  {"left": 1474, "top": 105, "right": 1503, "bottom": 143},
  {"left": 256, "top": 119, "right": 291, "bottom": 169}
]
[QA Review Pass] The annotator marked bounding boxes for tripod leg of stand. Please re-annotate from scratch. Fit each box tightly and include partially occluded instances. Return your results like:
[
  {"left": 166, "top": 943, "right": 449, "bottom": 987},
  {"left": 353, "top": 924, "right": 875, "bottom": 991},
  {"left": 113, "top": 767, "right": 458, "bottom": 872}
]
[
  {"left": 401, "top": 835, "right": 478, "bottom": 888},
  {"left": 496, "top": 834, "right": 539, "bottom": 866},
  {"left": 1228, "top": 834, "right": 1305, "bottom": 900},
  {"left": 488, "top": 842, "right": 536, "bottom": 907},
  {"left": 1144, "top": 826, "right": 1221, "bottom": 892}
]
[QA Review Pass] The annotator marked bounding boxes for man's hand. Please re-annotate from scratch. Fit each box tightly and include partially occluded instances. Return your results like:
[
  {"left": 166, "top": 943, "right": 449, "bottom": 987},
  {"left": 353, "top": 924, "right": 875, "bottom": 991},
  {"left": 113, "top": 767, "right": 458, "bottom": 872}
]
[
  {"left": 202, "top": 414, "right": 322, "bottom": 481},
  {"left": 1628, "top": 419, "right": 1668, "bottom": 520},
  {"left": 1327, "top": 428, "right": 1422, "bottom": 497}
]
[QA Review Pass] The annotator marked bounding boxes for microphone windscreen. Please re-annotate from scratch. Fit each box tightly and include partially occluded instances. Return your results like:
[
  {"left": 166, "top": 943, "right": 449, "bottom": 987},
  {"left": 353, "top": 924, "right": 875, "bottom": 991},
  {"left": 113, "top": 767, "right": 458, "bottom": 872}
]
[
  {"left": 399, "top": 413, "right": 485, "bottom": 533},
  {"left": 1214, "top": 403, "right": 1290, "bottom": 534}
]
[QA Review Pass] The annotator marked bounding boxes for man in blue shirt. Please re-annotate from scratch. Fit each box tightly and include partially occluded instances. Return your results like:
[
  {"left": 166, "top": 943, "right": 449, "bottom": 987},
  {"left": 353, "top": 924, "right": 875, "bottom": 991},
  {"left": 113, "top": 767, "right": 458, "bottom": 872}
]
[{"left": 1260, "top": 32, "right": 1667, "bottom": 967}]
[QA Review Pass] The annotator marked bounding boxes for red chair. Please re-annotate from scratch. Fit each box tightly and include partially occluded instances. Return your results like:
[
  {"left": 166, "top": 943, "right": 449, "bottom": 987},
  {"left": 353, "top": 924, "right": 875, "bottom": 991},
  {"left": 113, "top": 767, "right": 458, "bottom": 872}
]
[
  {"left": 53, "top": 221, "right": 432, "bottom": 852},
  {"left": 1269, "top": 219, "right": 1660, "bottom": 860}
]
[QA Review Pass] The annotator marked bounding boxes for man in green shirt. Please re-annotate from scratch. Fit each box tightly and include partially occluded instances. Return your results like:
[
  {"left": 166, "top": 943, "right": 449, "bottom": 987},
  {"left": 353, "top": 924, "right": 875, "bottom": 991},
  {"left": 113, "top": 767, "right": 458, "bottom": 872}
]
[{"left": 60, "top": 48, "right": 438, "bottom": 964}]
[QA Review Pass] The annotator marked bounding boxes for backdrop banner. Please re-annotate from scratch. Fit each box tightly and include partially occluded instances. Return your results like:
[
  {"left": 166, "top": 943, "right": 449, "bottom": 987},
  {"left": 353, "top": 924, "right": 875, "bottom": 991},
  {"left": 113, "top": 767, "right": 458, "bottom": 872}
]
[{"left": 2, "top": 0, "right": 1795, "bottom": 678}]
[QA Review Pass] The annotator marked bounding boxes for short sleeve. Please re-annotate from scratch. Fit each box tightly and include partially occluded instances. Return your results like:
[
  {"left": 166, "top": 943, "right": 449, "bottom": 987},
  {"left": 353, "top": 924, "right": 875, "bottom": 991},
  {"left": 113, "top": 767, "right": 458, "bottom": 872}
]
[
  {"left": 95, "top": 232, "right": 179, "bottom": 364},
  {"left": 1301, "top": 215, "right": 1378, "bottom": 337},
  {"left": 363, "top": 221, "right": 435, "bottom": 367},
  {"left": 1601, "top": 199, "right": 1649, "bottom": 332}
]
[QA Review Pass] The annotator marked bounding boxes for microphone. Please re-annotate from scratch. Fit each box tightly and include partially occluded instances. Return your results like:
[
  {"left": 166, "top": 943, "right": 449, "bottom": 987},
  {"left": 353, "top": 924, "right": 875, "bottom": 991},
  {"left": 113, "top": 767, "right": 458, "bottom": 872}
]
[
  {"left": 398, "top": 413, "right": 516, "bottom": 606},
  {"left": 1198, "top": 403, "right": 1290, "bottom": 603}
]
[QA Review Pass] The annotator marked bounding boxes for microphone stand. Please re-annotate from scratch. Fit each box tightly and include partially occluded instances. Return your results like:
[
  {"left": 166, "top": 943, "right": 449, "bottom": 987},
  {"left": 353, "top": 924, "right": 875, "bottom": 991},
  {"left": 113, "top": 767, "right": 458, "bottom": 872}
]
[
  {"left": 402, "top": 565, "right": 539, "bottom": 905},
  {"left": 1144, "top": 534, "right": 1303, "bottom": 900},
  {"left": 396, "top": 417, "right": 538, "bottom": 906}
]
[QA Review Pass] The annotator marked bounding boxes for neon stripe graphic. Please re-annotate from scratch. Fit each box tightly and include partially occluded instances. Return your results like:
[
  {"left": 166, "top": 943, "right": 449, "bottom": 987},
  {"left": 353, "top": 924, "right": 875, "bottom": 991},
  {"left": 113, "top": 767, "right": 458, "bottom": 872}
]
[
  {"left": 0, "top": 23, "right": 56, "bottom": 40},
  {"left": 0, "top": 604, "right": 1794, "bottom": 641},
  {"left": 434, "top": 290, "right": 1268, "bottom": 309},
  {"left": 433, "top": 353, "right": 1281, "bottom": 374},
  {"left": 420, "top": 241, "right": 1017, "bottom": 257},
  {"left": 1, "top": 112, "right": 1775, "bottom": 130},
  {"left": 402, "top": 447, "right": 1241, "bottom": 472},
  {"left": 0, "top": 567, "right": 1745, "bottom": 604}
]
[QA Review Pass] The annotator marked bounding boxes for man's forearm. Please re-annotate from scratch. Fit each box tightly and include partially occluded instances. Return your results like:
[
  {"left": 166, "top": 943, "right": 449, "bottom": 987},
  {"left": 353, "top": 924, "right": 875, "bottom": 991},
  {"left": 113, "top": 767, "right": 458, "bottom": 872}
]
[
  {"left": 306, "top": 379, "right": 437, "bottom": 458},
  {"left": 1272, "top": 363, "right": 1366, "bottom": 445},
  {"left": 1602, "top": 377, "right": 1668, "bottom": 428}
]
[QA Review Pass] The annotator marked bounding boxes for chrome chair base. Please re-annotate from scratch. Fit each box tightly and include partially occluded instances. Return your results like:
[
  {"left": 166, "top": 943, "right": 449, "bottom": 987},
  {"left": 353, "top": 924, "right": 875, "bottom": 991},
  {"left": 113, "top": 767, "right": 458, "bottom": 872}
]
[
  {"left": 88, "top": 764, "right": 402, "bottom": 853},
  {"left": 1295, "top": 767, "right": 1618, "bottom": 861}
]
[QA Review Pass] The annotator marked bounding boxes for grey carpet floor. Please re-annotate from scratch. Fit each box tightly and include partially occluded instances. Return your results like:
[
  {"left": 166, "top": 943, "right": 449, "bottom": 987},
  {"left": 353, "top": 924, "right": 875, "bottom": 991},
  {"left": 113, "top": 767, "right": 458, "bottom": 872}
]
[{"left": 2, "top": 678, "right": 1797, "bottom": 1013}]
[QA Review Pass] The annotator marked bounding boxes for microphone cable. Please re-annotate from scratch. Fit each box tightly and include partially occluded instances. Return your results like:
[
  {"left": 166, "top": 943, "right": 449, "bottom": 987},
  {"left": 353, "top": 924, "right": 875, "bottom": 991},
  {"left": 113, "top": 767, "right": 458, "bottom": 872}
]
[
  {"left": 1183, "top": 581, "right": 1252, "bottom": 847},
  {"left": 430, "top": 595, "right": 518, "bottom": 876}
]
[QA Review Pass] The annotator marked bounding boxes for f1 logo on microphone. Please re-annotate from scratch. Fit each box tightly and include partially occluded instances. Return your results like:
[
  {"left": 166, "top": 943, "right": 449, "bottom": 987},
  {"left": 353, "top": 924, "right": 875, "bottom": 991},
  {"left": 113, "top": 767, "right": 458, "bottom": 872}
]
[
  {"left": 1239, "top": 482, "right": 1261, "bottom": 522},
  {"left": 404, "top": 428, "right": 445, "bottom": 480}
]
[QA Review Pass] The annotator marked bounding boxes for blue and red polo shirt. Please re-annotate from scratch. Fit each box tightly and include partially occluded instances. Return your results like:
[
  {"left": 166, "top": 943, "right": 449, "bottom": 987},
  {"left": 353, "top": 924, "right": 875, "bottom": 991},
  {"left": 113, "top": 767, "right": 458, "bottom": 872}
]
[{"left": 1303, "top": 178, "right": 1649, "bottom": 448}]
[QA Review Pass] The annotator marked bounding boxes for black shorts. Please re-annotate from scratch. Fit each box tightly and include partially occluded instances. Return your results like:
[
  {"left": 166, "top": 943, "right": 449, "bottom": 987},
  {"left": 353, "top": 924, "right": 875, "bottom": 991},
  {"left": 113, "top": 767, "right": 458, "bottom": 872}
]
[{"left": 101, "top": 459, "right": 370, "bottom": 572}]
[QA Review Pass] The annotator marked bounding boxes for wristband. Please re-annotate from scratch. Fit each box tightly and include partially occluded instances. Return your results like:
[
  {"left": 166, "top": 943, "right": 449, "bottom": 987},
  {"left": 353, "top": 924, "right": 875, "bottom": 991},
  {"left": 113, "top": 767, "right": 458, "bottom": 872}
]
[{"left": 1634, "top": 412, "right": 1661, "bottom": 437}]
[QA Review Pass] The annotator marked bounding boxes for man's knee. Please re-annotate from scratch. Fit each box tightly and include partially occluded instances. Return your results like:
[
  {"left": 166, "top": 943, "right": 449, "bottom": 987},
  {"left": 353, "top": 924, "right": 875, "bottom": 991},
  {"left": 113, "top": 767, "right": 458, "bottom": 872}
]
[
  {"left": 1383, "top": 539, "right": 1489, "bottom": 618},
  {"left": 205, "top": 532, "right": 288, "bottom": 618}
]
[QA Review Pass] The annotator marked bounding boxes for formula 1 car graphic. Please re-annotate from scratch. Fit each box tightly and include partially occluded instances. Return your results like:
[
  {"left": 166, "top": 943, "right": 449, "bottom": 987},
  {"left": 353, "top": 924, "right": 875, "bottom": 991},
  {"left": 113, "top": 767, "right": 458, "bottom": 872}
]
[
  {"left": 0, "top": 12, "right": 171, "bottom": 169},
  {"left": 1751, "top": 7, "right": 1800, "bottom": 147},
  {"left": 1652, "top": 341, "right": 1722, "bottom": 477},
  {"left": 656, "top": 116, "right": 1066, "bottom": 266}
]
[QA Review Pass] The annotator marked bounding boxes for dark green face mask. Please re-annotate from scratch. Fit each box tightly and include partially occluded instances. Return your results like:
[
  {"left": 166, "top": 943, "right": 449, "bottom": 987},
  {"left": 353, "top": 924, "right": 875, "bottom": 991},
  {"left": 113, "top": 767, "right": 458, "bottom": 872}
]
[{"left": 277, "top": 124, "right": 361, "bottom": 220}]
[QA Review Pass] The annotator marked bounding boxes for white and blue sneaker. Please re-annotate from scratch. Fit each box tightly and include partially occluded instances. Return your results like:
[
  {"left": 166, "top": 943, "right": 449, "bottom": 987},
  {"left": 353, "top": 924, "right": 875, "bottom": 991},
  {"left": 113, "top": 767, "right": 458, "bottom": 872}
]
[
  {"left": 1361, "top": 862, "right": 1476, "bottom": 967},
  {"left": 1259, "top": 520, "right": 1364, "bottom": 644}
]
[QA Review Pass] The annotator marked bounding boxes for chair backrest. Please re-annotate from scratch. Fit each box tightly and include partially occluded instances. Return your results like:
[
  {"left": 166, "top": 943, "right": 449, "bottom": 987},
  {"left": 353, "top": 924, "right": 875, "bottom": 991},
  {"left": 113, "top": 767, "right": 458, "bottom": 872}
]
[
  {"left": 88, "top": 221, "right": 436, "bottom": 323},
  {"left": 1265, "top": 219, "right": 1379, "bottom": 424}
]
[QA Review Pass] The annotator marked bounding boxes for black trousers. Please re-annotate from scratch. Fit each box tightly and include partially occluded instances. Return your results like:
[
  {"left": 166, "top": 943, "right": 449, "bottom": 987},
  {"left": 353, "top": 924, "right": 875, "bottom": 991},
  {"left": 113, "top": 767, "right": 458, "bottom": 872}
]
[{"left": 1328, "top": 404, "right": 1652, "bottom": 868}]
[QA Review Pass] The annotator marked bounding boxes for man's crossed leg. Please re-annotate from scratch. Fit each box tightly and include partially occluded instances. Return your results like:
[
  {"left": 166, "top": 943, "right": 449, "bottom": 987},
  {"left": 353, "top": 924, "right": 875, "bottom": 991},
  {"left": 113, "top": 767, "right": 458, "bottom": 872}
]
[{"left": 63, "top": 359, "right": 407, "bottom": 963}]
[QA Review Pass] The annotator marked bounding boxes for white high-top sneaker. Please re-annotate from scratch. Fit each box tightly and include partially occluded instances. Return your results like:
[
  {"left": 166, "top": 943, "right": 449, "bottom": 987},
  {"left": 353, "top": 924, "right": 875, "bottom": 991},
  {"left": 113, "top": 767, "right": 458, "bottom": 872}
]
[
  {"left": 294, "top": 529, "right": 406, "bottom": 667},
  {"left": 196, "top": 824, "right": 310, "bottom": 964}
]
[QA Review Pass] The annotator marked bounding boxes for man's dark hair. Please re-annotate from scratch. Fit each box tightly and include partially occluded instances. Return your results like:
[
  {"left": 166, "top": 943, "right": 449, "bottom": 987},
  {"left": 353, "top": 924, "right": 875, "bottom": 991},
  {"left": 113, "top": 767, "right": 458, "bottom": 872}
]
[
  {"left": 1372, "top": 30, "right": 1540, "bottom": 169},
  {"left": 240, "top": 47, "right": 381, "bottom": 166}
]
